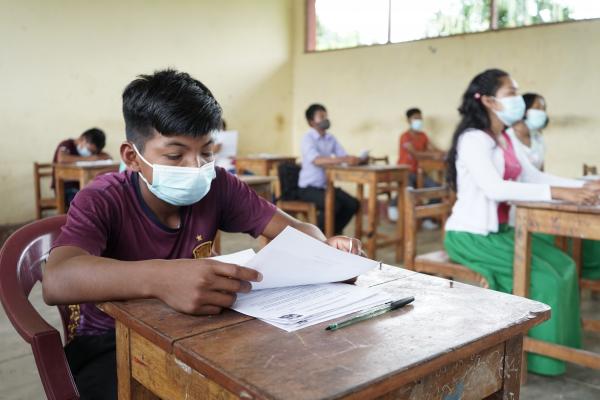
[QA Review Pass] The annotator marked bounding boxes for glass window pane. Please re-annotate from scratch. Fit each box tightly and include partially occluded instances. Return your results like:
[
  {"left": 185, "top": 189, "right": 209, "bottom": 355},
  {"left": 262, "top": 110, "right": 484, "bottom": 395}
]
[
  {"left": 496, "top": 0, "right": 600, "bottom": 28},
  {"left": 390, "top": 0, "right": 491, "bottom": 43},
  {"left": 315, "top": 0, "right": 389, "bottom": 51}
]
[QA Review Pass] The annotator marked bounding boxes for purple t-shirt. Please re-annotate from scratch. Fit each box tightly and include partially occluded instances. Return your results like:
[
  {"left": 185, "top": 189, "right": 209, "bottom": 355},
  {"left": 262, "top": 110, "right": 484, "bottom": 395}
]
[{"left": 52, "top": 168, "right": 277, "bottom": 338}]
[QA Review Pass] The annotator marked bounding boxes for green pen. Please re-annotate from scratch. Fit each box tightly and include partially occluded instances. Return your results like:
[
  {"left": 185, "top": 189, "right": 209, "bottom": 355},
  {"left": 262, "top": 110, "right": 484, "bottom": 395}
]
[{"left": 325, "top": 296, "right": 415, "bottom": 331}]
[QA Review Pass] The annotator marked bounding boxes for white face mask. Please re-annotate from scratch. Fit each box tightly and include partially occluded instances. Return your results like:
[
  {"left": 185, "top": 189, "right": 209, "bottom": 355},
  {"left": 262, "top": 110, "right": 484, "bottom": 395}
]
[
  {"left": 525, "top": 109, "right": 548, "bottom": 131},
  {"left": 410, "top": 119, "right": 423, "bottom": 131},
  {"left": 494, "top": 95, "right": 526, "bottom": 126},
  {"left": 77, "top": 144, "right": 92, "bottom": 157},
  {"left": 133, "top": 145, "right": 216, "bottom": 206}
]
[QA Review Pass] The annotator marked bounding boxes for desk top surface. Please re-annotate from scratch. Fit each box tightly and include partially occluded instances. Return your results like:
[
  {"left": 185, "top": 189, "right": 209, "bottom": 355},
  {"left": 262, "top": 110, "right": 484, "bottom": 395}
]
[
  {"left": 52, "top": 161, "right": 120, "bottom": 170},
  {"left": 102, "top": 266, "right": 548, "bottom": 399},
  {"left": 513, "top": 201, "right": 600, "bottom": 214},
  {"left": 325, "top": 164, "right": 409, "bottom": 172}
]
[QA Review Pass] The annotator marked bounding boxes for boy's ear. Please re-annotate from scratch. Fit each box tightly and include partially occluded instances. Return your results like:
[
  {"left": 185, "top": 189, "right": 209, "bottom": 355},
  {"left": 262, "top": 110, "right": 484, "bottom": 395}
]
[{"left": 120, "top": 142, "right": 141, "bottom": 172}]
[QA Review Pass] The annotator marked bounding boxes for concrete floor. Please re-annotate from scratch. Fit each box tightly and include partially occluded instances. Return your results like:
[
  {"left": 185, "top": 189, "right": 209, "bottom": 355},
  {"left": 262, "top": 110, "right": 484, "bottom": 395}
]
[{"left": 0, "top": 219, "right": 599, "bottom": 399}]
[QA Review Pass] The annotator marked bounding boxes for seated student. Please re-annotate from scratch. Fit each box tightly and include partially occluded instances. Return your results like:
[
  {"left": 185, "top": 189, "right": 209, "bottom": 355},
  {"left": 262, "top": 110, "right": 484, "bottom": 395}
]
[
  {"left": 397, "top": 108, "right": 444, "bottom": 187},
  {"left": 444, "top": 68, "right": 600, "bottom": 377},
  {"left": 390, "top": 108, "right": 444, "bottom": 226},
  {"left": 506, "top": 93, "right": 548, "bottom": 170},
  {"left": 43, "top": 70, "right": 363, "bottom": 400},
  {"left": 52, "top": 128, "right": 111, "bottom": 205},
  {"left": 297, "top": 104, "right": 361, "bottom": 235}
]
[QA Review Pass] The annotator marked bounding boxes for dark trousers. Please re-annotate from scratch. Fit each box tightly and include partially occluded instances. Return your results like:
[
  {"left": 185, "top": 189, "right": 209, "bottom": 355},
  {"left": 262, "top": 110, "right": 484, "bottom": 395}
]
[
  {"left": 297, "top": 186, "right": 360, "bottom": 235},
  {"left": 64, "top": 332, "right": 117, "bottom": 400}
]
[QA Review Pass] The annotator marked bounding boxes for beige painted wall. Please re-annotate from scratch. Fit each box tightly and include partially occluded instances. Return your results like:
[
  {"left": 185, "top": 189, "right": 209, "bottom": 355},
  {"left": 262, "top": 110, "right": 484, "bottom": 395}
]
[
  {"left": 291, "top": 2, "right": 600, "bottom": 185},
  {"left": 2, "top": 1, "right": 599, "bottom": 224},
  {"left": 0, "top": 0, "right": 293, "bottom": 224}
]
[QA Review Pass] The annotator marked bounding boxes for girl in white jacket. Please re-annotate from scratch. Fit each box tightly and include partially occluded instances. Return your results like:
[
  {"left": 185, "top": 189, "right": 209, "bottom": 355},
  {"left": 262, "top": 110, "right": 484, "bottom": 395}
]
[{"left": 444, "top": 69, "right": 600, "bottom": 376}]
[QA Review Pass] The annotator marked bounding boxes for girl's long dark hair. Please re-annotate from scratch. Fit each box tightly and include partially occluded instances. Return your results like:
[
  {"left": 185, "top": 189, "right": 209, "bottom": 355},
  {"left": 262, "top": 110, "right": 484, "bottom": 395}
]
[{"left": 446, "top": 69, "right": 509, "bottom": 191}]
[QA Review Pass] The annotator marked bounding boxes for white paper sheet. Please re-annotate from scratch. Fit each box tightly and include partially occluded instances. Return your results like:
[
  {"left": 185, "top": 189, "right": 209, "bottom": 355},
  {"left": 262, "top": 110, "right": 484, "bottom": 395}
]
[
  {"left": 246, "top": 226, "right": 379, "bottom": 290},
  {"left": 232, "top": 283, "right": 392, "bottom": 332}
]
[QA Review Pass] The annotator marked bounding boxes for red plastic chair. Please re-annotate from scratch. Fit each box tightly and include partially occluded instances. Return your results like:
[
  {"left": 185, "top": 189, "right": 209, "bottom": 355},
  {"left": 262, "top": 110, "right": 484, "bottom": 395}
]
[{"left": 0, "top": 215, "right": 79, "bottom": 399}]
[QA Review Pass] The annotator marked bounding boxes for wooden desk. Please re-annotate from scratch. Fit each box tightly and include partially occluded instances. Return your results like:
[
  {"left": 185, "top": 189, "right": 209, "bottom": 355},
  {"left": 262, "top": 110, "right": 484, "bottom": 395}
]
[
  {"left": 414, "top": 154, "right": 446, "bottom": 188},
  {"left": 513, "top": 201, "right": 600, "bottom": 370},
  {"left": 53, "top": 162, "right": 120, "bottom": 213},
  {"left": 324, "top": 165, "right": 409, "bottom": 261},
  {"left": 102, "top": 267, "right": 549, "bottom": 400},
  {"left": 236, "top": 156, "right": 296, "bottom": 176}
]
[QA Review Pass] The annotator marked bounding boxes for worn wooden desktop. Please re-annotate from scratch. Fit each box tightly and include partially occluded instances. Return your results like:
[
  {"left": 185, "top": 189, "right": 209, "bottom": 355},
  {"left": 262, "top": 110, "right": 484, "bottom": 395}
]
[
  {"left": 513, "top": 201, "right": 600, "bottom": 371},
  {"left": 102, "top": 266, "right": 549, "bottom": 400},
  {"left": 236, "top": 156, "right": 296, "bottom": 176},
  {"left": 324, "top": 165, "right": 409, "bottom": 261},
  {"left": 53, "top": 162, "right": 120, "bottom": 213}
]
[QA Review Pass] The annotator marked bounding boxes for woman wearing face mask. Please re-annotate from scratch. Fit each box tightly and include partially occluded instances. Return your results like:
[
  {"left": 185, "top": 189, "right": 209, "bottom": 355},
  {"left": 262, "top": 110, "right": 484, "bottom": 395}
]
[
  {"left": 444, "top": 69, "right": 600, "bottom": 376},
  {"left": 506, "top": 93, "right": 548, "bottom": 170}
]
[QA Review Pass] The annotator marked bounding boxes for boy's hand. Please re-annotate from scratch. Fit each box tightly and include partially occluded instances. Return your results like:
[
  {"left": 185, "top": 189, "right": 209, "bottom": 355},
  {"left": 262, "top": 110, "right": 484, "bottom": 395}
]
[
  {"left": 154, "top": 259, "right": 262, "bottom": 315},
  {"left": 325, "top": 236, "right": 363, "bottom": 256}
]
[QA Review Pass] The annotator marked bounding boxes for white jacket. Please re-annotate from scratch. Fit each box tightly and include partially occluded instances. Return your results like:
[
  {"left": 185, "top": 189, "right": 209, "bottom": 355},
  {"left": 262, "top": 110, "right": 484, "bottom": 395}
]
[{"left": 445, "top": 129, "right": 583, "bottom": 235}]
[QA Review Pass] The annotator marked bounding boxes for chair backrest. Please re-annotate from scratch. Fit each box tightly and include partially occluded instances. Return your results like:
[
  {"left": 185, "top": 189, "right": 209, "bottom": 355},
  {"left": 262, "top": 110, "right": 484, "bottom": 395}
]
[
  {"left": 403, "top": 186, "right": 454, "bottom": 269},
  {"left": 583, "top": 163, "right": 598, "bottom": 176},
  {"left": 277, "top": 163, "right": 302, "bottom": 200},
  {"left": 34, "top": 162, "right": 57, "bottom": 219},
  {"left": 368, "top": 155, "right": 389, "bottom": 165},
  {"left": 0, "top": 215, "right": 79, "bottom": 400}
]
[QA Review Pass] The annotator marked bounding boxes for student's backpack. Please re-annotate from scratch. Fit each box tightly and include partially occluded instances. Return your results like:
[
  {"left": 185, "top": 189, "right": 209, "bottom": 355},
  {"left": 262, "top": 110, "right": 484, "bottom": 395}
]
[{"left": 277, "top": 163, "right": 301, "bottom": 201}]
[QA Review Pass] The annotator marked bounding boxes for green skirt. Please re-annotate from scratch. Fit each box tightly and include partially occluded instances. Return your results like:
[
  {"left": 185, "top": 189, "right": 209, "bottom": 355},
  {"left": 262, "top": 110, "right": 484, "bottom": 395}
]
[
  {"left": 445, "top": 225, "right": 581, "bottom": 376},
  {"left": 583, "top": 240, "right": 600, "bottom": 279}
]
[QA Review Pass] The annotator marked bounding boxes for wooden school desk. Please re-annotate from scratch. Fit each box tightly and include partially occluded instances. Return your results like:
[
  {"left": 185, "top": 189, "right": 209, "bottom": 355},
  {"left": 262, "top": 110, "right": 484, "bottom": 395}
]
[
  {"left": 101, "top": 266, "right": 549, "bottom": 400},
  {"left": 513, "top": 201, "right": 600, "bottom": 371},
  {"left": 324, "top": 165, "right": 409, "bottom": 261},
  {"left": 414, "top": 154, "right": 446, "bottom": 188},
  {"left": 53, "top": 161, "right": 120, "bottom": 213},
  {"left": 236, "top": 156, "right": 297, "bottom": 176}
]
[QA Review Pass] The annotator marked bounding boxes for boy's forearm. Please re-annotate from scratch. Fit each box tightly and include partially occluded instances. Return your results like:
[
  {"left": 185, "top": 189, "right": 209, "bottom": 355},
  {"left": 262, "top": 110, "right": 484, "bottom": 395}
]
[{"left": 43, "top": 252, "right": 165, "bottom": 305}]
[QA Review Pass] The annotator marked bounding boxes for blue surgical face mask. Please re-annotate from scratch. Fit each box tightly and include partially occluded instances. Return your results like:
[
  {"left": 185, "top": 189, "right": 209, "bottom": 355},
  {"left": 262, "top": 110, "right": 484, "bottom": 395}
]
[
  {"left": 133, "top": 145, "right": 216, "bottom": 206},
  {"left": 525, "top": 109, "right": 547, "bottom": 131},
  {"left": 77, "top": 144, "right": 92, "bottom": 157},
  {"left": 494, "top": 95, "right": 526, "bottom": 126},
  {"left": 410, "top": 119, "right": 423, "bottom": 131}
]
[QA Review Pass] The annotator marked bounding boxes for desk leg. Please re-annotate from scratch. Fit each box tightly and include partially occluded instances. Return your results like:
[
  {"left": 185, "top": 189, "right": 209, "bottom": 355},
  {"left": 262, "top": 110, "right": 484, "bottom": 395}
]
[
  {"left": 395, "top": 179, "right": 405, "bottom": 263},
  {"left": 116, "top": 321, "right": 157, "bottom": 400},
  {"left": 513, "top": 208, "right": 532, "bottom": 383},
  {"left": 355, "top": 184, "right": 364, "bottom": 240},
  {"left": 325, "top": 178, "right": 335, "bottom": 237},
  {"left": 487, "top": 335, "right": 524, "bottom": 400},
  {"left": 56, "top": 177, "right": 66, "bottom": 214},
  {"left": 366, "top": 182, "right": 378, "bottom": 259}
]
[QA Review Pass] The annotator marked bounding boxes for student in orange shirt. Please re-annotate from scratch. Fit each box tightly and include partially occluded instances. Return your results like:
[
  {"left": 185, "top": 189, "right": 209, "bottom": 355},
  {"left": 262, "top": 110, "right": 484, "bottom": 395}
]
[
  {"left": 397, "top": 107, "right": 443, "bottom": 187},
  {"left": 391, "top": 108, "right": 444, "bottom": 226}
]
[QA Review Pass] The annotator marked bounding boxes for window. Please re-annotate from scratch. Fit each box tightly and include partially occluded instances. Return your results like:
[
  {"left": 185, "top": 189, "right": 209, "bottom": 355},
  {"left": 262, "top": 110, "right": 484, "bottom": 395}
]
[{"left": 307, "top": 0, "right": 600, "bottom": 52}]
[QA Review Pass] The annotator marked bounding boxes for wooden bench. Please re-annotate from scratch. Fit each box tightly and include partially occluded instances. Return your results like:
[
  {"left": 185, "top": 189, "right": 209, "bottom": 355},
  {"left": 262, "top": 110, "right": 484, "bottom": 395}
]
[{"left": 403, "top": 186, "right": 489, "bottom": 288}]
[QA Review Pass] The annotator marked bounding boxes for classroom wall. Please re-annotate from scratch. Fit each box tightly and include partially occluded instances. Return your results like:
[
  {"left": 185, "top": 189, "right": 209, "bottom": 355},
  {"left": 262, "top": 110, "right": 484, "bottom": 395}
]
[
  {"left": 0, "top": 0, "right": 293, "bottom": 224},
  {"left": 290, "top": 2, "right": 600, "bottom": 183}
]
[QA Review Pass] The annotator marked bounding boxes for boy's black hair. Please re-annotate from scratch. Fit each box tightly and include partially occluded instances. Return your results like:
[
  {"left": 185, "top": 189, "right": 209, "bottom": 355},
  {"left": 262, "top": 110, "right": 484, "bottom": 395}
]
[
  {"left": 122, "top": 69, "right": 222, "bottom": 151},
  {"left": 80, "top": 128, "right": 106, "bottom": 152},
  {"left": 406, "top": 108, "right": 422, "bottom": 119},
  {"left": 305, "top": 103, "right": 327, "bottom": 122}
]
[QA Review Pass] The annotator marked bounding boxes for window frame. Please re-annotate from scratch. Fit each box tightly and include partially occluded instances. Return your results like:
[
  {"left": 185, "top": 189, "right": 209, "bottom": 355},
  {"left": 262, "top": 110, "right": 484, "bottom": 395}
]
[{"left": 305, "top": 0, "right": 599, "bottom": 53}]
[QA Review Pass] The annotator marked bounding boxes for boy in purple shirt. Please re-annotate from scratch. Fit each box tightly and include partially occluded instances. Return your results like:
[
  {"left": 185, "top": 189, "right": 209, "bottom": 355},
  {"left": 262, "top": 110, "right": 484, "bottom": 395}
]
[
  {"left": 43, "top": 70, "right": 363, "bottom": 400},
  {"left": 297, "top": 104, "right": 361, "bottom": 234}
]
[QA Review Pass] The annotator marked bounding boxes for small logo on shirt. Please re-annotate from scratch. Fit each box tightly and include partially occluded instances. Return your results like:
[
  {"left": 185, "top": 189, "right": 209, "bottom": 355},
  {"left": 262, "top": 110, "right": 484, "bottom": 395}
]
[
  {"left": 192, "top": 241, "right": 212, "bottom": 259},
  {"left": 196, "top": 234, "right": 203, "bottom": 241}
]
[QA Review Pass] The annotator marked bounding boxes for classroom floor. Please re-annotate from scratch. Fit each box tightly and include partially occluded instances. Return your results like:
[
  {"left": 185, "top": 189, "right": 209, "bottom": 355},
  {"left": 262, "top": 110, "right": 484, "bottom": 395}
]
[{"left": 0, "top": 219, "right": 599, "bottom": 399}]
